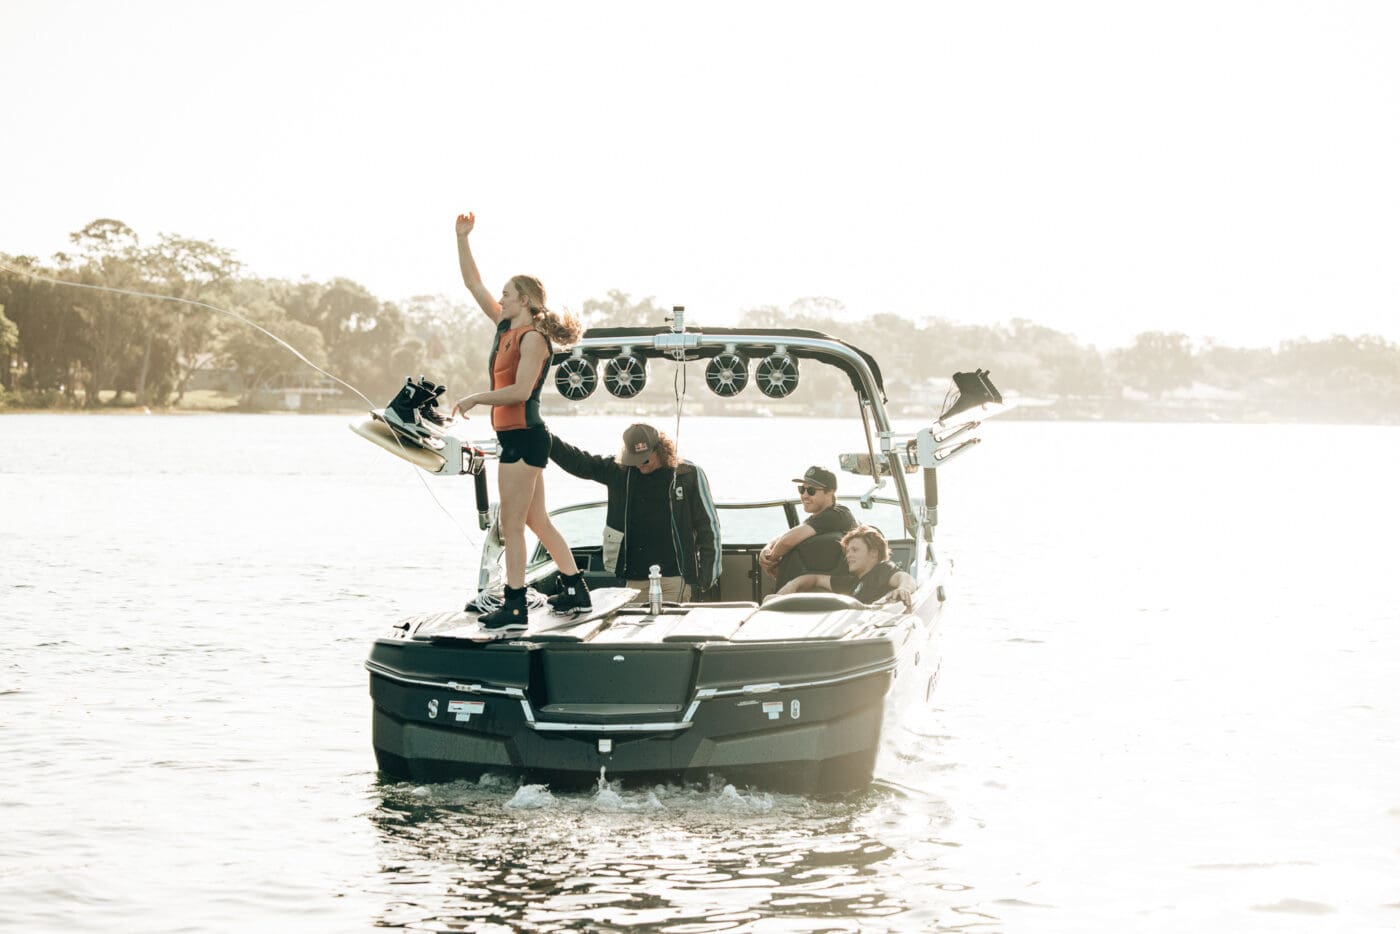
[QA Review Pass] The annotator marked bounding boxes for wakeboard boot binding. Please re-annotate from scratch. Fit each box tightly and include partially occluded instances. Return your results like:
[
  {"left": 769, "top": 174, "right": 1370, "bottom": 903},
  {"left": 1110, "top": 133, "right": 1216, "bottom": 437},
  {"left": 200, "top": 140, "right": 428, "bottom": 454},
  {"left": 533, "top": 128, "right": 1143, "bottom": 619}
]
[
  {"left": 417, "top": 377, "right": 450, "bottom": 428},
  {"left": 547, "top": 572, "right": 592, "bottom": 615},
  {"left": 477, "top": 585, "right": 528, "bottom": 631},
  {"left": 384, "top": 377, "right": 434, "bottom": 434}
]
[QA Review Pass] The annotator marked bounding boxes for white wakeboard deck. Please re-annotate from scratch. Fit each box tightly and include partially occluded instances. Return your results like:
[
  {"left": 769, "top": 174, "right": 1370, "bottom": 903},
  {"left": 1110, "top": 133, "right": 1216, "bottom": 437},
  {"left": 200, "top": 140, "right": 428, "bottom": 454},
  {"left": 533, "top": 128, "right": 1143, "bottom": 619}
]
[
  {"left": 417, "top": 587, "right": 639, "bottom": 643},
  {"left": 349, "top": 410, "right": 450, "bottom": 473}
]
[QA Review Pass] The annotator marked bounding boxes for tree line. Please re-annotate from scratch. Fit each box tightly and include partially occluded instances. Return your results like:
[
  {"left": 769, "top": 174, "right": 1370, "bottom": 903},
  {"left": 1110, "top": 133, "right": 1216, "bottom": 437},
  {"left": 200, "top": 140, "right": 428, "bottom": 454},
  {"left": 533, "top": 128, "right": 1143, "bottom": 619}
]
[
  {"left": 3, "top": 219, "right": 1398, "bottom": 422},
  {"left": 0, "top": 219, "right": 501, "bottom": 410}
]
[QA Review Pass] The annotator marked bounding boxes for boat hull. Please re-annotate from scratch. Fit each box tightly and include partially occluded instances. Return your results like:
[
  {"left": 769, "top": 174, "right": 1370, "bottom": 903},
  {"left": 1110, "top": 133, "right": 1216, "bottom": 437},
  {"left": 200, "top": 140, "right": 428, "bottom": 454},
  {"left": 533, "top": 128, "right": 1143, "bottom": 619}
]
[
  {"left": 370, "top": 671, "right": 890, "bottom": 794},
  {"left": 367, "top": 595, "right": 940, "bottom": 794}
]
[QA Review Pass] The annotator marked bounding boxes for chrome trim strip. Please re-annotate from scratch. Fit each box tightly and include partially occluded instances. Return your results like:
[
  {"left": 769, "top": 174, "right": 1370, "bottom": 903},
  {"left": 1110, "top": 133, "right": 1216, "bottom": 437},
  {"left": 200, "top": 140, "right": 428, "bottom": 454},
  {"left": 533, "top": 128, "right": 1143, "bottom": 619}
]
[
  {"left": 369, "top": 655, "right": 896, "bottom": 733},
  {"left": 528, "top": 720, "right": 694, "bottom": 733},
  {"left": 702, "top": 662, "right": 896, "bottom": 699},
  {"left": 364, "top": 661, "right": 524, "bottom": 698}
]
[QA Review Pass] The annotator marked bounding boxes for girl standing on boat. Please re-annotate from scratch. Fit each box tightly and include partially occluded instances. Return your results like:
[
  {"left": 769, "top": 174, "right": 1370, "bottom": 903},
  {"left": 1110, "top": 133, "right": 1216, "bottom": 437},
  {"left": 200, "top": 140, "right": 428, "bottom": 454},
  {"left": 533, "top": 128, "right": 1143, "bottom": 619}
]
[{"left": 449, "top": 211, "right": 591, "bottom": 629}]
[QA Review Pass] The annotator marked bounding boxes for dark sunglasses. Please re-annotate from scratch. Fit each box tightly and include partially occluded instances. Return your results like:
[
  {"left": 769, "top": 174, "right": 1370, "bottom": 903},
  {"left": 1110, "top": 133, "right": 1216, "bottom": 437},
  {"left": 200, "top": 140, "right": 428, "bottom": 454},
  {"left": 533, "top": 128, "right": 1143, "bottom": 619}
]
[{"left": 796, "top": 485, "right": 826, "bottom": 496}]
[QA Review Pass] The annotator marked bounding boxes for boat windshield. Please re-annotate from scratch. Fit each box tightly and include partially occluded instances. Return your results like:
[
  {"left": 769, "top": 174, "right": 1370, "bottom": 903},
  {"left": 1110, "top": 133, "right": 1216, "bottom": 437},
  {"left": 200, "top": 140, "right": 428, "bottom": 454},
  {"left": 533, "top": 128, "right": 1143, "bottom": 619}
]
[
  {"left": 529, "top": 502, "right": 608, "bottom": 569},
  {"left": 831, "top": 497, "right": 910, "bottom": 544},
  {"left": 715, "top": 498, "right": 910, "bottom": 546}
]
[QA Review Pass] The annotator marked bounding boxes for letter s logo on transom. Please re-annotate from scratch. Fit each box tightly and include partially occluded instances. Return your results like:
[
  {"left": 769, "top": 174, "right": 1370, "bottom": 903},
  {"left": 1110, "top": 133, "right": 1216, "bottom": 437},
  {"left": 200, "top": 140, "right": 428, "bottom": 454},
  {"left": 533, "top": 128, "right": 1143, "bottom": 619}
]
[{"left": 428, "top": 699, "right": 439, "bottom": 719}]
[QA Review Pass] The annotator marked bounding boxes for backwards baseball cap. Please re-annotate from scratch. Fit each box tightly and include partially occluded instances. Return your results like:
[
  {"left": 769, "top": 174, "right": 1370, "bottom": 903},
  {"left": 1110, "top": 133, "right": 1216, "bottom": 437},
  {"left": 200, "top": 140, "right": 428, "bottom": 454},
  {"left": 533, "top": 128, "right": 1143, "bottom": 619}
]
[
  {"left": 619, "top": 423, "right": 661, "bottom": 466},
  {"left": 791, "top": 465, "right": 837, "bottom": 491}
]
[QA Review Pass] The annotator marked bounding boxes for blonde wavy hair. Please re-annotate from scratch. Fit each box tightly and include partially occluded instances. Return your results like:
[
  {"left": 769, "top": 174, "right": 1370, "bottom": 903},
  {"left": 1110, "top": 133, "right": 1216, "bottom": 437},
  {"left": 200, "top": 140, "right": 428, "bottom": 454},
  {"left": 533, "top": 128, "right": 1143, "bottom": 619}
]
[{"left": 511, "top": 274, "right": 582, "bottom": 347}]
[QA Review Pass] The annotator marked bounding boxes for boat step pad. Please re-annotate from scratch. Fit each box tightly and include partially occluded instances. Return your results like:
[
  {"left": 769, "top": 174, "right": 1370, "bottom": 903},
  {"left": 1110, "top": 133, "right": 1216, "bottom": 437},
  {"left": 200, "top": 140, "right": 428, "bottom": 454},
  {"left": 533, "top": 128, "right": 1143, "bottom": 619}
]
[
  {"left": 731, "top": 606, "right": 881, "bottom": 642},
  {"left": 598, "top": 606, "right": 759, "bottom": 644},
  {"left": 416, "top": 587, "right": 638, "bottom": 642}
]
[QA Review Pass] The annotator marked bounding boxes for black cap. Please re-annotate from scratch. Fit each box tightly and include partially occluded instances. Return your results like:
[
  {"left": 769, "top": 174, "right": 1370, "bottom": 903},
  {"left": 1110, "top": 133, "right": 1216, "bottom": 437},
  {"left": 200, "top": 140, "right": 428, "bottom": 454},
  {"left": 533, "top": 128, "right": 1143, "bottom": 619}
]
[
  {"left": 619, "top": 423, "right": 661, "bottom": 466},
  {"left": 791, "top": 465, "right": 837, "bottom": 491}
]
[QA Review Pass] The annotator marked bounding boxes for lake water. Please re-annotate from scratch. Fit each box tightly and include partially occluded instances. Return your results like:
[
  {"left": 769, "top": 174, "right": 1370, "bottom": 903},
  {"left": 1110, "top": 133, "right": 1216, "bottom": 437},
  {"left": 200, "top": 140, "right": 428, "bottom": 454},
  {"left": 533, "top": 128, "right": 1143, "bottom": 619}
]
[{"left": 1, "top": 413, "right": 1397, "bottom": 933}]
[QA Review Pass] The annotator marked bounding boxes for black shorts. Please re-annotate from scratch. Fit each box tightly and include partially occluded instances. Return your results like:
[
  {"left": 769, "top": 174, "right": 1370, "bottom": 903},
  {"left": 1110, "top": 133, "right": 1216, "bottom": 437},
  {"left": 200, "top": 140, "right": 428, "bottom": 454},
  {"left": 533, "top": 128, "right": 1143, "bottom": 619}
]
[{"left": 496, "top": 425, "right": 551, "bottom": 468}]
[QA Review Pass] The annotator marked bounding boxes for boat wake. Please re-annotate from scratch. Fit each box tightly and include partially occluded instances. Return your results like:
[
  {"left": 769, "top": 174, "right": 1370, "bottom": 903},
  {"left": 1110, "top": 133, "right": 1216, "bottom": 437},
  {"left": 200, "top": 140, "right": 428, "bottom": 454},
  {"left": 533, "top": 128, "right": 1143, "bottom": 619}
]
[
  {"left": 367, "top": 768, "right": 957, "bottom": 931},
  {"left": 389, "top": 772, "right": 784, "bottom": 816}
]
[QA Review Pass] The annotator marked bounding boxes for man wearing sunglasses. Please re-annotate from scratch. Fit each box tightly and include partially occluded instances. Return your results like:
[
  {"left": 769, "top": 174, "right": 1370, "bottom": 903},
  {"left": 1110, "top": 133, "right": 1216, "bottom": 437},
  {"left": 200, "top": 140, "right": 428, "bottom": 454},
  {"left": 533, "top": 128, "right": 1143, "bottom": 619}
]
[{"left": 758, "top": 466, "right": 856, "bottom": 588}]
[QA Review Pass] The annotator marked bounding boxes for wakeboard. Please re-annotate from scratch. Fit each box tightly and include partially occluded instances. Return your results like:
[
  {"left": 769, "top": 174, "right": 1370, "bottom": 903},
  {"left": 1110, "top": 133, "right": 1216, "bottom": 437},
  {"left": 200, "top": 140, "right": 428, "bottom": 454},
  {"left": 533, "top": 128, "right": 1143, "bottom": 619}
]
[
  {"left": 375, "top": 408, "right": 446, "bottom": 449},
  {"left": 421, "top": 586, "right": 639, "bottom": 643},
  {"left": 350, "top": 409, "right": 468, "bottom": 474}
]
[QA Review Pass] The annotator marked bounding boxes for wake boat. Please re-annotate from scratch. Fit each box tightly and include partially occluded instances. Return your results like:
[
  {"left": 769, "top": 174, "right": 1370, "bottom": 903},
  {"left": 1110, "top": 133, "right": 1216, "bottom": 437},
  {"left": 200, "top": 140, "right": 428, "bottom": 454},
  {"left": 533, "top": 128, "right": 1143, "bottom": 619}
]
[{"left": 360, "top": 312, "right": 1007, "bottom": 794}]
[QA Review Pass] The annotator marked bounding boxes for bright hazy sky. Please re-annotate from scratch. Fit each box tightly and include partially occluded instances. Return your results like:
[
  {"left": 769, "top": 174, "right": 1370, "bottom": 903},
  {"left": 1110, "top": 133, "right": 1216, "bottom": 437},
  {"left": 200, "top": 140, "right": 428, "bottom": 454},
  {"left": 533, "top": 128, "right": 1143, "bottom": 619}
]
[{"left": 4, "top": 0, "right": 1398, "bottom": 348}]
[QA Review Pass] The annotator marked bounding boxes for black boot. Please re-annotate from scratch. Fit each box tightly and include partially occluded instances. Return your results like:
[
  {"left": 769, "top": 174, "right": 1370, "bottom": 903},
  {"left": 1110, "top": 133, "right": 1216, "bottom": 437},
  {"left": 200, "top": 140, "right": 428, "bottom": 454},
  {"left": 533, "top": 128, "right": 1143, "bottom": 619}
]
[
  {"left": 384, "top": 377, "right": 432, "bottom": 432},
  {"left": 478, "top": 585, "right": 528, "bottom": 631},
  {"left": 548, "top": 573, "right": 592, "bottom": 614},
  {"left": 418, "top": 377, "right": 450, "bottom": 428}
]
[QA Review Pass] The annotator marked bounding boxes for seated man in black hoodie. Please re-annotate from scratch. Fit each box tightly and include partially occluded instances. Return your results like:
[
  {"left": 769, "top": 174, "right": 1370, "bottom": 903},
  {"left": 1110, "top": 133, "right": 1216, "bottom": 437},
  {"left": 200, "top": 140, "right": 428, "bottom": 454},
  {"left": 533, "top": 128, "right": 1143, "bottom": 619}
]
[{"left": 548, "top": 424, "right": 721, "bottom": 605}]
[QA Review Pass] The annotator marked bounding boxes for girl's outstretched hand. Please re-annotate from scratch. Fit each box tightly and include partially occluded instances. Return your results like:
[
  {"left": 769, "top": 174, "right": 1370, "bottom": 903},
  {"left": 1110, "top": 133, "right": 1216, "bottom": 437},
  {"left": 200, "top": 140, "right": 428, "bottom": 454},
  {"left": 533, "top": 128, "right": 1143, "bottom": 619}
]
[
  {"left": 455, "top": 212, "right": 475, "bottom": 237},
  {"left": 451, "top": 396, "right": 478, "bottom": 419}
]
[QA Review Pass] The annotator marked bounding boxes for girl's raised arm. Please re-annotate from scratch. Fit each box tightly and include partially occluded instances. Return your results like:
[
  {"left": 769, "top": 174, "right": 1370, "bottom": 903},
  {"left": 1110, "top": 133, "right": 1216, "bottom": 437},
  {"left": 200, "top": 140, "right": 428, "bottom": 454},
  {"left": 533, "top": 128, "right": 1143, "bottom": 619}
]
[{"left": 455, "top": 212, "right": 500, "bottom": 322}]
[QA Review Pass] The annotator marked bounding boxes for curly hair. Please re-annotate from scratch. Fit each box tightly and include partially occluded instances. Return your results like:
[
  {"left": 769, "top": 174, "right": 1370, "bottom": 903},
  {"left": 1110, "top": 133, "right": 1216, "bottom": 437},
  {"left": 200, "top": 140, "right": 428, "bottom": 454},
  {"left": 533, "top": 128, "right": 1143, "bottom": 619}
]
[
  {"left": 839, "top": 525, "right": 889, "bottom": 563},
  {"left": 652, "top": 433, "right": 679, "bottom": 469},
  {"left": 511, "top": 274, "right": 582, "bottom": 347}
]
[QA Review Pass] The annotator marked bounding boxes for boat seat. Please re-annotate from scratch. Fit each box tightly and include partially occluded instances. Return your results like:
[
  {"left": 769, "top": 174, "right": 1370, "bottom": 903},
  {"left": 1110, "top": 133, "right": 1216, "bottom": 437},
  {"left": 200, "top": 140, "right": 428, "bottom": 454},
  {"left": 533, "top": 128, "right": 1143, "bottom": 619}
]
[
  {"left": 759, "top": 592, "right": 866, "bottom": 613},
  {"left": 718, "top": 549, "right": 765, "bottom": 603},
  {"left": 598, "top": 605, "right": 759, "bottom": 643}
]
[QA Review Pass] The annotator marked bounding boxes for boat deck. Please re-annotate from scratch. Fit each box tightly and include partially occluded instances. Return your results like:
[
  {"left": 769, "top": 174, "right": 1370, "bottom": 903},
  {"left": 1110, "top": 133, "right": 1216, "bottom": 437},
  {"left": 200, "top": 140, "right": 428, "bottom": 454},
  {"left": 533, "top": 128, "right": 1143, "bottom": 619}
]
[{"left": 400, "top": 588, "right": 908, "bottom": 646}]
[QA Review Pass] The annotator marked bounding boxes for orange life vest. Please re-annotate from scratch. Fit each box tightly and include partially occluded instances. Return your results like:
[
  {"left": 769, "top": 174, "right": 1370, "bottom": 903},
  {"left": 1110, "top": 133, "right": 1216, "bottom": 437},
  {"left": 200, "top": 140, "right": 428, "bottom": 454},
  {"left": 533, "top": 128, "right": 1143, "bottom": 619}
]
[{"left": 489, "top": 321, "right": 550, "bottom": 431}]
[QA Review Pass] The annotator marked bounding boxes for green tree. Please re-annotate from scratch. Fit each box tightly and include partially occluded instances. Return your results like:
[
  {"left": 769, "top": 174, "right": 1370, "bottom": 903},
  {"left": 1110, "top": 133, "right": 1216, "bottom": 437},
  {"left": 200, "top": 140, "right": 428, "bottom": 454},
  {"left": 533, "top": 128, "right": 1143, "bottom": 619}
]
[
  {"left": 399, "top": 293, "right": 495, "bottom": 397},
  {"left": 1268, "top": 334, "right": 1400, "bottom": 421},
  {"left": 0, "top": 255, "right": 84, "bottom": 395},
  {"left": 139, "top": 233, "right": 242, "bottom": 405},
  {"left": 63, "top": 220, "right": 149, "bottom": 406},
  {"left": 0, "top": 303, "right": 18, "bottom": 391},
  {"left": 1111, "top": 331, "right": 1196, "bottom": 397},
  {"left": 316, "top": 279, "right": 405, "bottom": 400},
  {"left": 580, "top": 290, "right": 670, "bottom": 330},
  {"left": 216, "top": 296, "right": 328, "bottom": 405}
]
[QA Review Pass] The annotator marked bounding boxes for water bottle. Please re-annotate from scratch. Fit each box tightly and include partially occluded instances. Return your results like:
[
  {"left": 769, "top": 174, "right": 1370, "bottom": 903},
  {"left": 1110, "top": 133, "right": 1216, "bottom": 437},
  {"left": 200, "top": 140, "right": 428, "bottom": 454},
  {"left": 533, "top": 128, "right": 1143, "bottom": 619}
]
[{"left": 648, "top": 564, "right": 663, "bottom": 615}]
